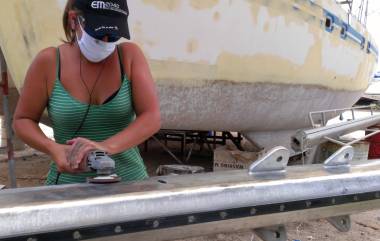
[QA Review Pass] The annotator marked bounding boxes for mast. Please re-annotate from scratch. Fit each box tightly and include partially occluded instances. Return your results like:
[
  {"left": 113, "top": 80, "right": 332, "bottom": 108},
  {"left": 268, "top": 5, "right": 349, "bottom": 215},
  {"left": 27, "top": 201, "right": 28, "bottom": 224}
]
[{"left": 338, "top": 0, "right": 370, "bottom": 26}]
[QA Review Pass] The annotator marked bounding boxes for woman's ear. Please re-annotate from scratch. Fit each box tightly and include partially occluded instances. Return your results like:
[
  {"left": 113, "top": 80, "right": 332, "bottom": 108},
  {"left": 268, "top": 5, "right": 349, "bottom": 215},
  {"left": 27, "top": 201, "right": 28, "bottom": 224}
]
[
  {"left": 68, "top": 10, "right": 77, "bottom": 30},
  {"left": 71, "top": 20, "right": 76, "bottom": 31}
]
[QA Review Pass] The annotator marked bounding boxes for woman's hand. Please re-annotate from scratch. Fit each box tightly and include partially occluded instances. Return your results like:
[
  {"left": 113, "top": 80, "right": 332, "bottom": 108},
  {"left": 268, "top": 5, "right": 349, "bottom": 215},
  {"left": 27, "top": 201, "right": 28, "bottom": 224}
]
[
  {"left": 49, "top": 143, "right": 84, "bottom": 173},
  {"left": 66, "top": 137, "right": 108, "bottom": 169}
]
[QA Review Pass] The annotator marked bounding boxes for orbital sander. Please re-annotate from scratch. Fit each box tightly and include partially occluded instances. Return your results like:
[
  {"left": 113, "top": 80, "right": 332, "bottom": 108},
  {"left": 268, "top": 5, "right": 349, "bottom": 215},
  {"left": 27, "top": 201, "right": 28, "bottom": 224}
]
[{"left": 86, "top": 151, "right": 121, "bottom": 184}]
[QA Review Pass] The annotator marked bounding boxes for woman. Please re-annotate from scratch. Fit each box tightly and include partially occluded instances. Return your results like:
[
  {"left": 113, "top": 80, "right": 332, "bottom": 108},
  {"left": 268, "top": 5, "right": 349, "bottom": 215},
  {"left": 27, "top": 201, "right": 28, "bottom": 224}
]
[{"left": 13, "top": 0, "right": 160, "bottom": 184}]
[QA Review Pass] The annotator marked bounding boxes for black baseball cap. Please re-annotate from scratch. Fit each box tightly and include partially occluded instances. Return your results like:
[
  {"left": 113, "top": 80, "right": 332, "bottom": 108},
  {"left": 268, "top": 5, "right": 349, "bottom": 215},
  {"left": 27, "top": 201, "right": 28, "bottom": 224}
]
[{"left": 73, "top": 0, "right": 130, "bottom": 40}]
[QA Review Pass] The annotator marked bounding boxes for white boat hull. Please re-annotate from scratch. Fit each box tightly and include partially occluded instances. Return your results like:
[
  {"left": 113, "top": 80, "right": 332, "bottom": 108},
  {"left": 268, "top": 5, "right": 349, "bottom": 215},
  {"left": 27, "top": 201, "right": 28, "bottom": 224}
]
[{"left": 0, "top": 0, "right": 377, "bottom": 133}]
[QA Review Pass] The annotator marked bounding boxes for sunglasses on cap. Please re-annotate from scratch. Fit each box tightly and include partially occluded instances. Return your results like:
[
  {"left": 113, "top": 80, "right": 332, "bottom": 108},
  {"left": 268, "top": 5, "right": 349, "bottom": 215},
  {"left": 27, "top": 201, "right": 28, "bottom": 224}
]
[
  {"left": 91, "top": 34, "right": 121, "bottom": 43},
  {"left": 78, "top": 16, "right": 121, "bottom": 43}
]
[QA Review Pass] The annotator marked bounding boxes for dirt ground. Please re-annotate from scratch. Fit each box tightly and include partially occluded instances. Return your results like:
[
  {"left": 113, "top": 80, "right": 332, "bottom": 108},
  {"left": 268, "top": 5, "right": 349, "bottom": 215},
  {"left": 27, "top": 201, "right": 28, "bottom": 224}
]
[{"left": 1, "top": 141, "right": 380, "bottom": 241}]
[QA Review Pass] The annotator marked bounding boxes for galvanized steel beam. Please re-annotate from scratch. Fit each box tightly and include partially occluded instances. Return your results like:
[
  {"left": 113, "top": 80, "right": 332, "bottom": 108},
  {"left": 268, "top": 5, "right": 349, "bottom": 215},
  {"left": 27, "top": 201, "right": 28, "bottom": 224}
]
[{"left": 0, "top": 159, "right": 380, "bottom": 240}]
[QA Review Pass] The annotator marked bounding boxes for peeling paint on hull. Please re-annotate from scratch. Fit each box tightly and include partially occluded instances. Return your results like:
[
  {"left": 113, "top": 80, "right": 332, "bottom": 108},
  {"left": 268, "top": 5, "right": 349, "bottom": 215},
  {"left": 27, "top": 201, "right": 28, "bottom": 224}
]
[{"left": 0, "top": 0, "right": 377, "bottom": 132}]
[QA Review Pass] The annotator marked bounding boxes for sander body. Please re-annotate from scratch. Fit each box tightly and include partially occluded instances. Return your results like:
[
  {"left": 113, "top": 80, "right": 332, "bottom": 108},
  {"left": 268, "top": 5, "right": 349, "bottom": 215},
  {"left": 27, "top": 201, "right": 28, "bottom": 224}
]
[{"left": 86, "top": 151, "right": 121, "bottom": 184}]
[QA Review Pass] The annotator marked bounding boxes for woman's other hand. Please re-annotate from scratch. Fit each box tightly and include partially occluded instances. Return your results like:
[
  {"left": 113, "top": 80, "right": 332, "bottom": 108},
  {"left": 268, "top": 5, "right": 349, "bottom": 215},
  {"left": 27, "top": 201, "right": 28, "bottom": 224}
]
[
  {"left": 66, "top": 137, "right": 108, "bottom": 168},
  {"left": 49, "top": 143, "right": 84, "bottom": 173}
]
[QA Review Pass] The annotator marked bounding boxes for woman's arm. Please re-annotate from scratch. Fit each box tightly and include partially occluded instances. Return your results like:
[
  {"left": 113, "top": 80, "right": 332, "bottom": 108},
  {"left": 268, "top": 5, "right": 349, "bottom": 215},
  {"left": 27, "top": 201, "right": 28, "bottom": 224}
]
[
  {"left": 67, "top": 43, "right": 161, "bottom": 163},
  {"left": 102, "top": 42, "right": 161, "bottom": 153},
  {"left": 13, "top": 47, "right": 77, "bottom": 173}
]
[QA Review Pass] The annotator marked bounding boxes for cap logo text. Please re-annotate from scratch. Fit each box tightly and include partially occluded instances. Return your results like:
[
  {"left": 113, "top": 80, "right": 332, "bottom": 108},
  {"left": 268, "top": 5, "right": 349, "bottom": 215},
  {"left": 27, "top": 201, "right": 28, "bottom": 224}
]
[{"left": 91, "top": 1, "right": 128, "bottom": 15}]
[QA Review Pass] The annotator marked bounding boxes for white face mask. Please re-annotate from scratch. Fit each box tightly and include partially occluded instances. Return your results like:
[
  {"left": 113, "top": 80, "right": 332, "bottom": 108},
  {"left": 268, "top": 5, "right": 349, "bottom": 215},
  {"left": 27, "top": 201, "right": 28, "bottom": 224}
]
[{"left": 76, "top": 22, "right": 116, "bottom": 63}]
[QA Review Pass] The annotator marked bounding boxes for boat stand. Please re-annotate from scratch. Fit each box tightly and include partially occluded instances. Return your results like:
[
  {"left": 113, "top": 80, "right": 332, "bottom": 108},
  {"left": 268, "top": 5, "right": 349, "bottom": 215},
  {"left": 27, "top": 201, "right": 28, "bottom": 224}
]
[
  {"left": 146, "top": 130, "right": 243, "bottom": 164},
  {"left": 292, "top": 105, "right": 380, "bottom": 164}
]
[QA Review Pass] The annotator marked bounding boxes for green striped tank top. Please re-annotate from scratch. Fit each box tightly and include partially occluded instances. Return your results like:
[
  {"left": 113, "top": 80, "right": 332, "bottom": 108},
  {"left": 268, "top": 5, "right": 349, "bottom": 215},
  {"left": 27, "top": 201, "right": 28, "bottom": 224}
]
[{"left": 45, "top": 48, "right": 148, "bottom": 185}]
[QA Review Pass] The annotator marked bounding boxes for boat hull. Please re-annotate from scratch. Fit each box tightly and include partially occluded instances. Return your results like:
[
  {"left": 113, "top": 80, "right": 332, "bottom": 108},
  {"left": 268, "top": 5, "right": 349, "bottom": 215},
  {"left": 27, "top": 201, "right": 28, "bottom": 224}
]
[
  {"left": 0, "top": 0, "right": 377, "bottom": 132},
  {"left": 159, "top": 82, "right": 364, "bottom": 131}
]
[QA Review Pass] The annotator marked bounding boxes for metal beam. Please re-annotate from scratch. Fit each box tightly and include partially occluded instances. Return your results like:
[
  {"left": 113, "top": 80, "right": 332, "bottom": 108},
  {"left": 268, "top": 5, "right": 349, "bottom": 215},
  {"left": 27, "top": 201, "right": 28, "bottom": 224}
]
[
  {"left": 292, "top": 115, "right": 380, "bottom": 152},
  {"left": 0, "top": 160, "right": 380, "bottom": 240}
]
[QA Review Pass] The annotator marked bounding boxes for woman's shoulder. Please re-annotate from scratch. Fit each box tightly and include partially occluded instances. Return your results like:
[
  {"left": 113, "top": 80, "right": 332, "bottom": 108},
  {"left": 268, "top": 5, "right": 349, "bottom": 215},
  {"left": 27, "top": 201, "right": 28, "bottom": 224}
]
[
  {"left": 31, "top": 46, "right": 59, "bottom": 70},
  {"left": 26, "top": 45, "right": 65, "bottom": 85},
  {"left": 118, "top": 41, "right": 145, "bottom": 58},
  {"left": 33, "top": 43, "right": 72, "bottom": 64},
  {"left": 118, "top": 41, "right": 140, "bottom": 51}
]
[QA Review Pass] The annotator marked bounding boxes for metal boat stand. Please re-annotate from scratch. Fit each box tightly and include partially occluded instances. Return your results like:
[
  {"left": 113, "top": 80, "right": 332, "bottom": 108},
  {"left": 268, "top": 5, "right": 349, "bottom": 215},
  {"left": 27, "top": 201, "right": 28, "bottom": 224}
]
[
  {"left": 250, "top": 146, "right": 355, "bottom": 241},
  {"left": 249, "top": 148, "right": 289, "bottom": 241},
  {"left": 254, "top": 225, "right": 287, "bottom": 241},
  {"left": 292, "top": 105, "right": 380, "bottom": 164},
  {"left": 149, "top": 130, "right": 243, "bottom": 164}
]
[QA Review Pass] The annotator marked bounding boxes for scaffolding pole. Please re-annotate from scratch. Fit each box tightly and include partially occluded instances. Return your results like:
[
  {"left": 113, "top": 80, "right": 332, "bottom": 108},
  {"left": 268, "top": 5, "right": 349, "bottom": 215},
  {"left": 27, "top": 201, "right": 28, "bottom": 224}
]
[{"left": 0, "top": 48, "right": 17, "bottom": 188}]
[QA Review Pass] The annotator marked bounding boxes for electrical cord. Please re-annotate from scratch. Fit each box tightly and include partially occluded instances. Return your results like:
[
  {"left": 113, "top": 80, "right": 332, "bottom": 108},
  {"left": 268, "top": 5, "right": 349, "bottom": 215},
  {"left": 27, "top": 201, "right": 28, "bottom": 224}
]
[{"left": 55, "top": 52, "right": 107, "bottom": 185}]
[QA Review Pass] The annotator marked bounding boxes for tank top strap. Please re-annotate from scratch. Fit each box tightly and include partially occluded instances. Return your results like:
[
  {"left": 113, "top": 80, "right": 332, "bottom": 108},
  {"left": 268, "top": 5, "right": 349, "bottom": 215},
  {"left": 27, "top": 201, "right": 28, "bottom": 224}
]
[
  {"left": 117, "top": 45, "right": 125, "bottom": 79},
  {"left": 56, "top": 48, "right": 61, "bottom": 80},
  {"left": 55, "top": 47, "right": 124, "bottom": 80}
]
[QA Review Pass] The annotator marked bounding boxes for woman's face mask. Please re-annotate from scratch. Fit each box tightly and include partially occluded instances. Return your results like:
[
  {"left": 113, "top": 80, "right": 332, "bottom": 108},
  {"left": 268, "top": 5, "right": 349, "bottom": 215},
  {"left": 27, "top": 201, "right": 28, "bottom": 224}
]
[{"left": 76, "top": 19, "right": 117, "bottom": 63}]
